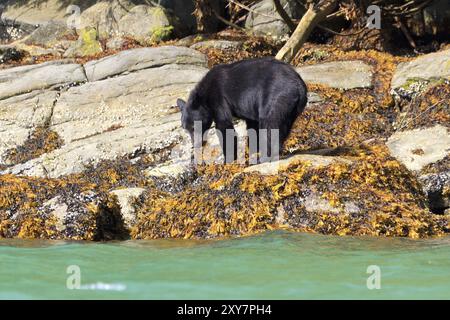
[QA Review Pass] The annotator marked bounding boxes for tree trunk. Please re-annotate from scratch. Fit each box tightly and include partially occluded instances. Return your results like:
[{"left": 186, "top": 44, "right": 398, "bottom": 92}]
[
  {"left": 194, "top": 0, "right": 218, "bottom": 33},
  {"left": 276, "top": 0, "right": 337, "bottom": 63},
  {"left": 0, "top": 6, "right": 7, "bottom": 43}
]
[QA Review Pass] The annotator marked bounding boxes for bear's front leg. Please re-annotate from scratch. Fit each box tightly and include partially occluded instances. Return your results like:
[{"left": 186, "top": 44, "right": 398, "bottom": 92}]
[
  {"left": 216, "top": 121, "right": 238, "bottom": 163},
  {"left": 245, "top": 119, "right": 260, "bottom": 164}
]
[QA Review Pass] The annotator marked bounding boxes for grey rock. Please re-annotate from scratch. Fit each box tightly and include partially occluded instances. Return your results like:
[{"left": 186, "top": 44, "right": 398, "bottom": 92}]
[
  {"left": 41, "top": 196, "right": 69, "bottom": 232},
  {"left": 145, "top": 162, "right": 191, "bottom": 179},
  {"left": 306, "top": 92, "right": 323, "bottom": 106},
  {"left": 190, "top": 40, "right": 243, "bottom": 51},
  {"left": 303, "top": 193, "right": 360, "bottom": 214},
  {"left": 51, "top": 64, "right": 207, "bottom": 144},
  {"left": 2, "top": 0, "right": 73, "bottom": 25},
  {"left": 154, "top": 120, "right": 249, "bottom": 170},
  {"left": 52, "top": 40, "right": 77, "bottom": 53},
  {"left": 276, "top": 191, "right": 360, "bottom": 229},
  {"left": 0, "top": 46, "right": 25, "bottom": 64},
  {"left": 419, "top": 171, "right": 450, "bottom": 213},
  {"left": 21, "top": 21, "right": 76, "bottom": 47},
  {"left": 38, "top": 191, "right": 117, "bottom": 240},
  {"left": 106, "top": 37, "right": 126, "bottom": 51},
  {"left": 0, "top": 123, "right": 29, "bottom": 165},
  {"left": 63, "top": 27, "right": 103, "bottom": 58},
  {"left": 297, "top": 60, "right": 373, "bottom": 89},
  {"left": 3, "top": 63, "right": 208, "bottom": 178},
  {"left": 111, "top": 188, "right": 146, "bottom": 228},
  {"left": 84, "top": 45, "right": 207, "bottom": 81},
  {"left": 0, "top": 90, "right": 57, "bottom": 128},
  {"left": 386, "top": 125, "right": 450, "bottom": 172},
  {"left": 175, "top": 34, "right": 212, "bottom": 47},
  {"left": 197, "top": 120, "right": 248, "bottom": 164},
  {"left": 0, "top": 90, "right": 58, "bottom": 164},
  {"left": 78, "top": 1, "right": 188, "bottom": 41},
  {"left": 118, "top": 5, "right": 176, "bottom": 44},
  {"left": 391, "top": 49, "right": 450, "bottom": 90},
  {"left": 274, "top": 205, "right": 289, "bottom": 225},
  {"left": 7, "top": 42, "right": 59, "bottom": 57},
  {"left": 245, "top": 0, "right": 305, "bottom": 39},
  {"left": 2, "top": 116, "right": 183, "bottom": 178},
  {"left": 0, "top": 60, "right": 86, "bottom": 100},
  {"left": 79, "top": 0, "right": 135, "bottom": 39},
  {"left": 244, "top": 154, "right": 352, "bottom": 176},
  {"left": 0, "top": 19, "right": 36, "bottom": 42}
]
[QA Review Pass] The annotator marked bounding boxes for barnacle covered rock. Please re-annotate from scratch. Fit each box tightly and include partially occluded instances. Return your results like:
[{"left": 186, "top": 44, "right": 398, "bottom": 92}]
[
  {"left": 0, "top": 142, "right": 448, "bottom": 240},
  {"left": 132, "top": 143, "right": 449, "bottom": 240},
  {"left": 284, "top": 85, "right": 393, "bottom": 153},
  {"left": 387, "top": 82, "right": 450, "bottom": 214},
  {"left": 194, "top": 34, "right": 279, "bottom": 67},
  {"left": 2, "top": 128, "right": 63, "bottom": 167},
  {"left": 391, "top": 49, "right": 450, "bottom": 92},
  {"left": 1, "top": 40, "right": 449, "bottom": 241},
  {"left": 419, "top": 170, "right": 450, "bottom": 214},
  {"left": 110, "top": 188, "right": 146, "bottom": 229},
  {"left": 0, "top": 174, "right": 127, "bottom": 240},
  {"left": 386, "top": 125, "right": 450, "bottom": 172},
  {"left": 296, "top": 60, "right": 373, "bottom": 89},
  {"left": 393, "top": 82, "right": 450, "bottom": 131}
]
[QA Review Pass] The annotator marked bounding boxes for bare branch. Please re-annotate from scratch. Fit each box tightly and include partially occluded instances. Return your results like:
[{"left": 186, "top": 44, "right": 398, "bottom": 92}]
[
  {"left": 272, "top": 0, "right": 296, "bottom": 32},
  {"left": 228, "top": 0, "right": 285, "bottom": 22},
  {"left": 394, "top": 15, "right": 417, "bottom": 50},
  {"left": 211, "top": 6, "right": 246, "bottom": 31}
]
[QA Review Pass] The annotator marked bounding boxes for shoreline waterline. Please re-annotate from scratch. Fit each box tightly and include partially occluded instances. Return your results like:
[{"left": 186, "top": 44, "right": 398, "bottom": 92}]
[{"left": 1, "top": 231, "right": 450, "bottom": 299}]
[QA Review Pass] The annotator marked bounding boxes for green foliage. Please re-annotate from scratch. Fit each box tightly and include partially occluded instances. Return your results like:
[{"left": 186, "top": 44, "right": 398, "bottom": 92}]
[{"left": 150, "top": 25, "right": 174, "bottom": 43}]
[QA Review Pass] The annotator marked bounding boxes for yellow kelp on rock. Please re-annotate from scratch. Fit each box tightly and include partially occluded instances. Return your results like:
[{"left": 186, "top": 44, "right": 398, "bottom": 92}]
[{"left": 132, "top": 143, "right": 449, "bottom": 240}]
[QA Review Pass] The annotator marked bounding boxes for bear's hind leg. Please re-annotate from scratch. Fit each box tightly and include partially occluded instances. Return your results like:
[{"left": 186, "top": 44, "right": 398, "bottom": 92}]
[
  {"left": 245, "top": 119, "right": 260, "bottom": 163},
  {"left": 259, "top": 117, "right": 295, "bottom": 162}
]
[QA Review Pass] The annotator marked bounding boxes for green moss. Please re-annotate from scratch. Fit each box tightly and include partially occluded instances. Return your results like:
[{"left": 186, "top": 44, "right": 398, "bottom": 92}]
[
  {"left": 150, "top": 25, "right": 174, "bottom": 43},
  {"left": 151, "top": 6, "right": 166, "bottom": 18},
  {"left": 400, "top": 77, "right": 428, "bottom": 90},
  {"left": 194, "top": 35, "right": 206, "bottom": 42},
  {"left": 78, "top": 27, "right": 103, "bottom": 56}
]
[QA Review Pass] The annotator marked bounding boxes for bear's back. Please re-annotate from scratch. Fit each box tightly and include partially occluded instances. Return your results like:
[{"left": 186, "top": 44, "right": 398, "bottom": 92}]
[{"left": 198, "top": 58, "right": 304, "bottom": 99}]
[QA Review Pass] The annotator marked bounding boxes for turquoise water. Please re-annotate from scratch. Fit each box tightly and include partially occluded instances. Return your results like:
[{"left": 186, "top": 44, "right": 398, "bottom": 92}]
[{"left": 1, "top": 231, "right": 449, "bottom": 299}]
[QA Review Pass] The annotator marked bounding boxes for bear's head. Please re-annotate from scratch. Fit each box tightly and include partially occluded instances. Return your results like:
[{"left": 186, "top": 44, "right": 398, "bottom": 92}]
[{"left": 177, "top": 94, "right": 212, "bottom": 148}]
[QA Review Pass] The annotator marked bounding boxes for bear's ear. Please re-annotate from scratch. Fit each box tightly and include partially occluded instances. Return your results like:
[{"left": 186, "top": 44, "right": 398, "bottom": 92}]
[{"left": 176, "top": 99, "right": 186, "bottom": 110}]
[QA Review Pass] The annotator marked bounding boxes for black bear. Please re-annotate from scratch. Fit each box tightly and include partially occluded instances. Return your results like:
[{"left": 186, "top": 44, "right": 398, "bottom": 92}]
[{"left": 177, "top": 57, "right": 307, "bottom": 163}]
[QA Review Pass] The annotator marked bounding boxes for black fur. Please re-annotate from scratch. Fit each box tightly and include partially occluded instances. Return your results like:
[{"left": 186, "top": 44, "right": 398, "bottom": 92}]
[{"left": 177, "top": 57, "right": 307, "bottom": 163}]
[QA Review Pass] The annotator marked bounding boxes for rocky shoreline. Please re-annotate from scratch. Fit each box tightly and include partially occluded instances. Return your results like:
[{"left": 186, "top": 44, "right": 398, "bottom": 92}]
[{"left": 0, "top": 1, "right": 449, "bottom": 241}]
